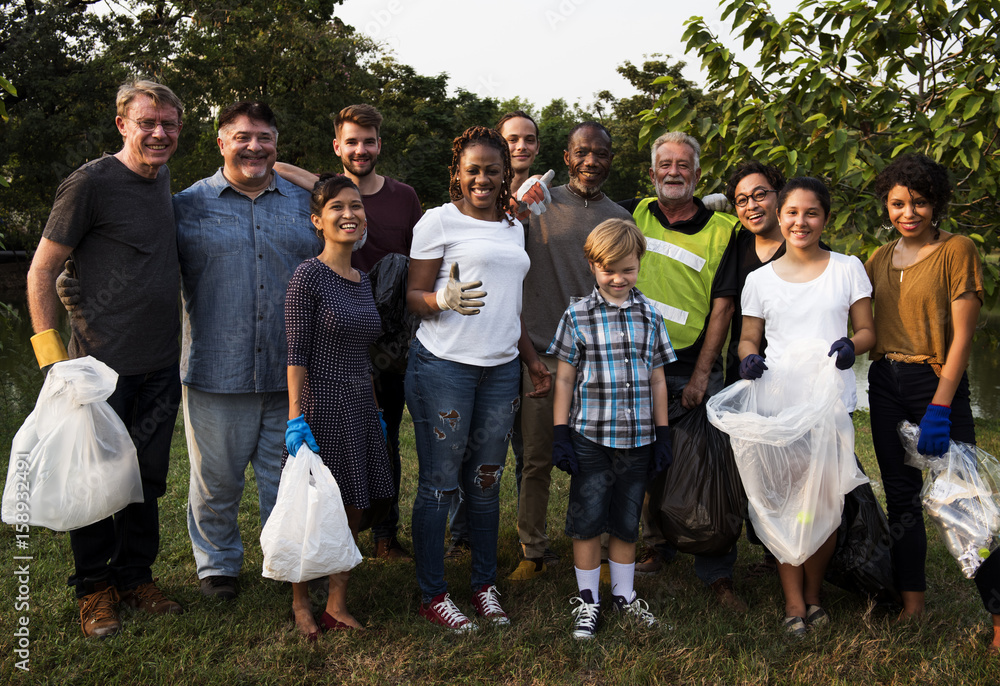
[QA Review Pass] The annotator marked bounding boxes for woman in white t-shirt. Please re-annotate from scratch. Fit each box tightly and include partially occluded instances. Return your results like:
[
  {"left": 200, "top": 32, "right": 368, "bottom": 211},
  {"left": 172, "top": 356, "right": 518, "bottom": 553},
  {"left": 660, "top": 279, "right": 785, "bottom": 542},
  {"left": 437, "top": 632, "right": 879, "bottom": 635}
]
[
  {"left": 405, "top": 126, "right": 550, "bottom": 631},
  {"left": 737, "top": 177, "right": 875, "bottom": 636}
]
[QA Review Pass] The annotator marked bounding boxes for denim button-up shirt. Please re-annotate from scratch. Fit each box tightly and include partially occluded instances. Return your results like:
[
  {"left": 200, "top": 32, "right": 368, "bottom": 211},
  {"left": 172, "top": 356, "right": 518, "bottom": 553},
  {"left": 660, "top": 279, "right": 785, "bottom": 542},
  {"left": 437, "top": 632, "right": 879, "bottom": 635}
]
[{"left": 174, "top": 169, "right": 321, "bottom": 393}]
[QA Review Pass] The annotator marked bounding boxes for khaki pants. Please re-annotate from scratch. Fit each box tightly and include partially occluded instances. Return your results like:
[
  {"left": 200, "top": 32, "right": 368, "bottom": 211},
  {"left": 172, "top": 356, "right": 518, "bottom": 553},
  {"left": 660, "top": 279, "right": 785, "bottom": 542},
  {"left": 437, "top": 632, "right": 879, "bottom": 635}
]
[{"left": 515, "top": 354, "right": 560, "bottom": 558}]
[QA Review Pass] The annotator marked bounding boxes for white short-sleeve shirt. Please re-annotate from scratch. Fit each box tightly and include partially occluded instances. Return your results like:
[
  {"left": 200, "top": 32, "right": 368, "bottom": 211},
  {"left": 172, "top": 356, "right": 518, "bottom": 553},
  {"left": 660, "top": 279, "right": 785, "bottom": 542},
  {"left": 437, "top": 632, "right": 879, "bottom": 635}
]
[
  {"left": 410, "top": 203, "right": 530, "bottom": 366},
  {"left": 741, "top": 251, "right": 872, "bottom": 411}
]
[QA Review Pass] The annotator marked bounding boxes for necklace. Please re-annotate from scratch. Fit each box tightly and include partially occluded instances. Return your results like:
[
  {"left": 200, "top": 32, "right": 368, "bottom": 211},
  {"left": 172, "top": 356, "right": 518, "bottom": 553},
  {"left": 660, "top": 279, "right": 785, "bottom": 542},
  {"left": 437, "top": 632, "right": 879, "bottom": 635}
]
[{"left": 565, "top": 184, "right": 603, "bottom": 207}]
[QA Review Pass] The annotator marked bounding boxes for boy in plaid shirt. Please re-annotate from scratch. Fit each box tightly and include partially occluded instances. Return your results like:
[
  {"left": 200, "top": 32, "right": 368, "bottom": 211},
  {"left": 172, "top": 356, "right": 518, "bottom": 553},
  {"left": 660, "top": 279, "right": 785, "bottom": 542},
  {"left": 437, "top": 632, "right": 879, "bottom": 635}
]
[{"left": 548, "top": 218, "right": 675, "bottom": 639}]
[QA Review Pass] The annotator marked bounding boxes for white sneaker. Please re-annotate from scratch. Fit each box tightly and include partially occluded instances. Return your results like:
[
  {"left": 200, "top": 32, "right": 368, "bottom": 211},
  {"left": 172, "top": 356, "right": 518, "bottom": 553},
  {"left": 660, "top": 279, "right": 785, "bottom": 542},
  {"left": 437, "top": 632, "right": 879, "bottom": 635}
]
[
  {"left": 471, "top": 584, "right": 510, "bottom": 625},
  {"left": 419, "top": 592, "right": 476, "bottom": 632},
  {"left": 612, "top": 592, "right": 657, "bottom": 627},
  {"left": 570, "top": 589, "right": 600, "bottom": 640}
]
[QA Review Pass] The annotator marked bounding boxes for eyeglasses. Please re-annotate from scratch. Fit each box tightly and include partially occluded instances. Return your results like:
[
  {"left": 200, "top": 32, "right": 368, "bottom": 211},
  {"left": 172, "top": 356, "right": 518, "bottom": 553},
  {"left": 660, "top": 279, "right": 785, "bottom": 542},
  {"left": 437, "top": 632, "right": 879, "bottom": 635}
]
[
  {"left": 734, "top": 188, "right": 777, "bottom": 207},
  {"left": 127, "top": 117, "right": 182, "bottom": 134}
]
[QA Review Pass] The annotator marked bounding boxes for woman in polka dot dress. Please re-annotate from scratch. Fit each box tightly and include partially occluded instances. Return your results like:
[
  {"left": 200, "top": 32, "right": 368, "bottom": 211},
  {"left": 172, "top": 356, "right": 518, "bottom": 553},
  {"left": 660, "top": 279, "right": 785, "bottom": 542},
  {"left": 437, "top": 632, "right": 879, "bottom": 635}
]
[{"left": 283, "top": 174, "right": 394, "bottom": 638}]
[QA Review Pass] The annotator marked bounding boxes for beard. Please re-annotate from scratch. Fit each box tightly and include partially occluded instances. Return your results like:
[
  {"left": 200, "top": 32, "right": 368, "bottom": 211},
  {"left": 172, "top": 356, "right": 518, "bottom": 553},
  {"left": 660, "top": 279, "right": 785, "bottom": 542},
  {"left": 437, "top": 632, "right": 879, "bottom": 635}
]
[
  {"left": 654, "top": 175, "right": 697, "bottom": 204},
  {"left": 343, "top": 154, "right": 378, "bottom": 178}
]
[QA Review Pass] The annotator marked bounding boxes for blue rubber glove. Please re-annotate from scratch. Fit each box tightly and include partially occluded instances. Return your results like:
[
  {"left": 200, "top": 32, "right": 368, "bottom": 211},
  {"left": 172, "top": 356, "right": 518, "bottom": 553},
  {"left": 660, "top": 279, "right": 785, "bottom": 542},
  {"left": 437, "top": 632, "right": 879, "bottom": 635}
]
[
  {"left": 378, "top": 408, "right": 387, "bottom": 442},
  {"left": 739, "top": 354, "right": 768, "bottom": 380},
  {"left": 918, "top": 404, "right": 952, "bottom": 456},
  {"left": 827, "top": 337, "right": 856, "bottom": 370},
  {"left": 285, "top": 415, "right": 320, "bottom": 456},
  {"left": 552, "top": 425, "right": 578, "bottom": 476},
  {"left": 649, "top": 426, "right": 673, "bottom": 479}
]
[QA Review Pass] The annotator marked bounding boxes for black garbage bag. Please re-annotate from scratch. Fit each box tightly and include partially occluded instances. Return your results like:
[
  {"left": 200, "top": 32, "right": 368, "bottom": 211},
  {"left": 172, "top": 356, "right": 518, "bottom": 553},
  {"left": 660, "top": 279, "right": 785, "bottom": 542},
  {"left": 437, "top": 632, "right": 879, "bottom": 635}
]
[
  {"left": 825, "top": 464, "right": 901, "bottom": 604},
  {"left": 367, "top": 253, "right": 417, "bottom": 375},
  {"left": 650, "top": 402, "right": 747, "bottom": 556}
]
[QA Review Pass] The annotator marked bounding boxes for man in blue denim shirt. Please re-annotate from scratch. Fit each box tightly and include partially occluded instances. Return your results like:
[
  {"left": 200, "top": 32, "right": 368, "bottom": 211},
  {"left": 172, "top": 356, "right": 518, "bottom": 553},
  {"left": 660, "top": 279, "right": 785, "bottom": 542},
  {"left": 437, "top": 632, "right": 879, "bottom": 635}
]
[{"left": 174, "top": 101, "right": 321, "bottom": 600}]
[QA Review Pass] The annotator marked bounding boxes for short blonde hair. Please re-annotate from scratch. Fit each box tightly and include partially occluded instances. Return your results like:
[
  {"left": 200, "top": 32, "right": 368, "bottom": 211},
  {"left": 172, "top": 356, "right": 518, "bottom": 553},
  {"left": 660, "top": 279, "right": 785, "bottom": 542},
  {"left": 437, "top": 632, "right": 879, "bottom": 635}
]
[
  {"left": 583, "top": 218, "right": 646, "bottom": 266},
  {"left": 116, "top": 80, "right": 183, "bottom": 120}
]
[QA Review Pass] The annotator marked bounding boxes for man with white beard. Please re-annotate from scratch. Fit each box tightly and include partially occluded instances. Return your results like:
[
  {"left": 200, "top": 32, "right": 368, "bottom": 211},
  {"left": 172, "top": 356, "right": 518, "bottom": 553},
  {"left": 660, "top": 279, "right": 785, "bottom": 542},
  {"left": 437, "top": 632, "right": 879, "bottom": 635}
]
[
  {"left": 619, "top": 131, "right": 745, "bottom": 612},
  {"left": 174, "top": 101, "right": 320, "bottom": 600}
]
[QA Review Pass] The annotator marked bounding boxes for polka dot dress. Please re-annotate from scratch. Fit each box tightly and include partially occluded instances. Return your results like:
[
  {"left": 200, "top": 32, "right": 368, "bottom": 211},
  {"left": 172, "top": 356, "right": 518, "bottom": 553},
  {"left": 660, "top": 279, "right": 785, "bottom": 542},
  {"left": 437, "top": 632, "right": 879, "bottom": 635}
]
[{"left": 283, "top": 258, "right": 394, "bottom": 509}]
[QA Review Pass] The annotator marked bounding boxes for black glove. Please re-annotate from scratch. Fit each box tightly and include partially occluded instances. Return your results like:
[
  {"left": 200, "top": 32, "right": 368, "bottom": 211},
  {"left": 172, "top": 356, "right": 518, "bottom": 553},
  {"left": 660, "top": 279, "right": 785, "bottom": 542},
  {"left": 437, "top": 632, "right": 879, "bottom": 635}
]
[
  {"left": 827, "top": 337, "right": 856, "bottom": 370},
  {"left": 739, "top": 354, "right": 768, "bottom": 380},
  {"left": 552, "top": 424, "right": 578, "bottom": 476},
  {"left": 649, "top": 426, "right": 673, "bottom": 480},
  {"left": 56, "top": 259, "right": 81, "bottom": 311}
]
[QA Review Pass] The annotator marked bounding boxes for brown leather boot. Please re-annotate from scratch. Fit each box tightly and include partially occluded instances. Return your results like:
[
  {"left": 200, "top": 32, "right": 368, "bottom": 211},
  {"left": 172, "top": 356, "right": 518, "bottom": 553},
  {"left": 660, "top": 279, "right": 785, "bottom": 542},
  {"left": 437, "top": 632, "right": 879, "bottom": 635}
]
[
  {"left": 375, "top": 536, "right": 412, "bottom": 562},
  {"left": 121, "top": 580, "right": 184, "bottom": 615},
  {"left": 709, "top": 577, "right": 748, "bottom": 612},
  {"left": 79, "top": 582, "right": 121, "bottom": 638}
]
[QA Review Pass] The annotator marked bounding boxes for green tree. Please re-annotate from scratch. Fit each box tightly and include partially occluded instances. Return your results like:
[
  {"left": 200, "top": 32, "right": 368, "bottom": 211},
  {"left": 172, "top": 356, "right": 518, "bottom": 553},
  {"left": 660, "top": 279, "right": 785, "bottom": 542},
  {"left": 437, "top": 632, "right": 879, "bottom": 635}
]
[
  {"left": 639, "top": 0, "right": 1000, "bottom": 304},
  {"left": 0, "top": 0, "right": 132, "bottom": 247}
]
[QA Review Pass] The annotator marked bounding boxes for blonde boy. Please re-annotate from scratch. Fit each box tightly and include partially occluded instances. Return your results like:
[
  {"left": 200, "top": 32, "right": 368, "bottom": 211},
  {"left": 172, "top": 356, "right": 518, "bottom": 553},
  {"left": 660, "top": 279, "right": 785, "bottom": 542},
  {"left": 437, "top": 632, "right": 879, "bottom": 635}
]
[{"left": 548, "top": 218, "right": 674, "bottom": 639}]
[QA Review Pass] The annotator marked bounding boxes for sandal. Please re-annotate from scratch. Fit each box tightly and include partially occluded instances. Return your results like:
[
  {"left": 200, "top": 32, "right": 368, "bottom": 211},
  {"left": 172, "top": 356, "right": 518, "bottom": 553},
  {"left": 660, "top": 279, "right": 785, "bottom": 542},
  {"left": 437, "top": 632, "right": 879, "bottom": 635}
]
[
  {"left": 783, "top": 615, "right": 807, "bottom": 638},
  {"left": 805, "top": 604, "right": 829, "bottom": 629}
]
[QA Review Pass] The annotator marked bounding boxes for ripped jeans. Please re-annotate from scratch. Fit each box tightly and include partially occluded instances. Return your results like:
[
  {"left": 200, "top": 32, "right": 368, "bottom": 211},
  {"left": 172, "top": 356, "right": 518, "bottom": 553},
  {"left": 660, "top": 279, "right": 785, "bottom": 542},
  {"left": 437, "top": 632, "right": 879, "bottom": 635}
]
[{"left": 406, "top": 339, "right": 520, "bottom": 601}]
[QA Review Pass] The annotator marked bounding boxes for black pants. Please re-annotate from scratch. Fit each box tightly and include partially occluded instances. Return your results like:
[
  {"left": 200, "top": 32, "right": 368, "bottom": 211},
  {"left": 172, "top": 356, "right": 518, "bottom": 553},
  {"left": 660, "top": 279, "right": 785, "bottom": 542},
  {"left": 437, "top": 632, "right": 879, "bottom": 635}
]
[
  {"left": 68, "top": 362, "right": 181, "bottom": 597},
  {"left": 868, "top": 358, "right": 974, "bottom": 593},
  {"left": 371, "top": 369, "right": 406, "bottom": 541}
]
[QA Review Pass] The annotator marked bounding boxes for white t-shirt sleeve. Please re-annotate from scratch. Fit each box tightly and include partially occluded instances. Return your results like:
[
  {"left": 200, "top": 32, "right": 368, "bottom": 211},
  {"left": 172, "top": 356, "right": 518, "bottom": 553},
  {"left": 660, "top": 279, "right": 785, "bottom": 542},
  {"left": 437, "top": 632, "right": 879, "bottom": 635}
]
[
  {"left": 741, "top": 267, "right": 767, "bottom": 320},
  {"left": 410, "top": 210, "right": 446, "bottom": 260},
  {"left": 846, "top": 255, "right": 872, "bottom": 305}
]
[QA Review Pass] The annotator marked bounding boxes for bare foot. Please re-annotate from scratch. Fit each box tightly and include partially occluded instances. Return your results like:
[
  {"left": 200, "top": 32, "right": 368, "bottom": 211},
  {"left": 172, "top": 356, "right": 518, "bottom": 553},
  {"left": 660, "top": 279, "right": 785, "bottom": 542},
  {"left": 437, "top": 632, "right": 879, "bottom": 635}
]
[
  {"left": 990, "top": 628, "right": 1000, "bottom": 652},
  {"left": 293, "top": 605, "right": 320, "bottom": 641}
]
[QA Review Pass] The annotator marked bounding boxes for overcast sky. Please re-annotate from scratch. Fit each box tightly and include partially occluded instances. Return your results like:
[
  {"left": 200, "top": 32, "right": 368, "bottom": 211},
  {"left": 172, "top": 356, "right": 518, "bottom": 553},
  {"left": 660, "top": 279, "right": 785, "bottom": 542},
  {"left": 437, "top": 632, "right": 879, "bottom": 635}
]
[{"left": 335, "top": 0, "right": 801, "bottom": 109}]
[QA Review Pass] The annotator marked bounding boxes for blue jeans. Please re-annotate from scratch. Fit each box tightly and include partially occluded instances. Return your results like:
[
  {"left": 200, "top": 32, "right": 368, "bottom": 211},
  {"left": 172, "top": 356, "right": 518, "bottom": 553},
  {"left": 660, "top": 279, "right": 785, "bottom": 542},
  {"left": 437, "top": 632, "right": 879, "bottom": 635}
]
[
  {"left": 406, "top": 339, "right": 519, "bottom": 601},
  {"left": 68, "top": 362, "right": 181, "bottom": 596},
  {"left": 641, "top": 370, "right": 737, "bottom": 585},
  {"left": 183, "top": 387, "right": 285, "bottom": 578}
]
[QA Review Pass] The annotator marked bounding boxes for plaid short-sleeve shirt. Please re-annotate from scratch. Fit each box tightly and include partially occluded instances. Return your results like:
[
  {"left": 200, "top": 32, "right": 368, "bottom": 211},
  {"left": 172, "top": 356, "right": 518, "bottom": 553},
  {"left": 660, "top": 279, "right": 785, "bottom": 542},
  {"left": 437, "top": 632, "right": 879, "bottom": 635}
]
[{"left": 547, "top": 286, "right": 675, "bottom": 448}]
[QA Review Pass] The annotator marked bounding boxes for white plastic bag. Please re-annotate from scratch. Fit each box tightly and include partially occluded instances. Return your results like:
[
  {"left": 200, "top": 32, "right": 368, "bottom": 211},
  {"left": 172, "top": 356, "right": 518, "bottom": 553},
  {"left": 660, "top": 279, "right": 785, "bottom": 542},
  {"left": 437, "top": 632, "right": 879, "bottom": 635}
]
[
  {"left": 707, "top": 341, "right": 868, "bottom": 565},
  {"left": 260, "top": 445, "right": 362, "bottom": 582},
  {"left": 898, "top": 421, "right": 1000, "bottom": 578},
  {"left": 2, "top": 356, "right": 143, "bottom": 531}
]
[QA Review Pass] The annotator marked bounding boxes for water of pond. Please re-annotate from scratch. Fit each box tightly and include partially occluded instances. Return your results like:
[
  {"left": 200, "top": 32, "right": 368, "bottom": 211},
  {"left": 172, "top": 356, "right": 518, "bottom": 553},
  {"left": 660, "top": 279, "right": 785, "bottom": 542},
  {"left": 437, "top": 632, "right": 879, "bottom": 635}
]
[{"left": 1, "top": 293, "right": 999, "bottom": 419}]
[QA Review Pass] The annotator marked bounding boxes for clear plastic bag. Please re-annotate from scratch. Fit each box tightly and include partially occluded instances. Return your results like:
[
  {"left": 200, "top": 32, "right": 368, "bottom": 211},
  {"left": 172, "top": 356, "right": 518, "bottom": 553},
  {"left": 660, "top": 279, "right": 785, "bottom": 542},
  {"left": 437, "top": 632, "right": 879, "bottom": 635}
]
[
  {"left": 707, "top": 341, "right": 868, "bottom": 565},
  {"left": 898, "top": 421, "right": 1000, "bottom": 578},
  {"left": 2, "top": 356, "right": 143, "bottom": 531},
  {"left": 260, "top": 445, "right": 363, "bottom": 582}
]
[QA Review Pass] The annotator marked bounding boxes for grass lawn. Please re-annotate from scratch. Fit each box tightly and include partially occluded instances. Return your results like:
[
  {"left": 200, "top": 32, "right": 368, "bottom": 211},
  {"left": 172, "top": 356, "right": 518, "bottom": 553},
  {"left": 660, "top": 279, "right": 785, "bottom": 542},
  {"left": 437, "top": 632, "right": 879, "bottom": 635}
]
[{"left": 3, "top": 403, "right": 1000, "bottom": 685}]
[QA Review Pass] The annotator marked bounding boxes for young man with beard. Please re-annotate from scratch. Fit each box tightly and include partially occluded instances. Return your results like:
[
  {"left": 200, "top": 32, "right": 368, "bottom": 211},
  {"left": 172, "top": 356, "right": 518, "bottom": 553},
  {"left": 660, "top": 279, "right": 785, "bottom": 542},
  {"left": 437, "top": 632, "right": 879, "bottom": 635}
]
[{"left": 275, "top": 104, "right": 422, "bottom": 561}]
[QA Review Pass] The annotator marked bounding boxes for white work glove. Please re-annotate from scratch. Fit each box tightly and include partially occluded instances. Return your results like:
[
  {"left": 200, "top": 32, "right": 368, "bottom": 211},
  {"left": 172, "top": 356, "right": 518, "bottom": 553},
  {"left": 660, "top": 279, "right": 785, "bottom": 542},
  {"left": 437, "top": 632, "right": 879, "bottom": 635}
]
[
  {"left": 515, "top": 169, "right": 555, "bottom": 217},
  {"left": 703, "top": 193, "right": 733, "bottom": 214},
  {"left": 435, "top": 262, "right": 487, "bottom": 316}
]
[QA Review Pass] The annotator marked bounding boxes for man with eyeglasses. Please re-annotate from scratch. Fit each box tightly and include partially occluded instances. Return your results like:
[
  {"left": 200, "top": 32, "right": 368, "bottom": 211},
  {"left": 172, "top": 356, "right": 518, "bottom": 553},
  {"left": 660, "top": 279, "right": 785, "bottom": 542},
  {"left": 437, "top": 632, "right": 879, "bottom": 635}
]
[
  {"left": 619, "top": 131, "right": 745, "bottom": 612},
  {"left": 173, "top": 101, "right": 320, "bottom": 601},
  {"left": 722, "top": 162, "right": 787, "bottom": 388},
  {"left": 26, "top": 80, "right": 186, "bottom": 638}
]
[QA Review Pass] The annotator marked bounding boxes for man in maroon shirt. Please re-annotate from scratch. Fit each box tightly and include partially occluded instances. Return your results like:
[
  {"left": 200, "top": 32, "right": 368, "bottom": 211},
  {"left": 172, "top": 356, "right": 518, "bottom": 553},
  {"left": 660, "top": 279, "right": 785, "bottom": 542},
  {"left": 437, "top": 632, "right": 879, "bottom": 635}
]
[{"left": 275, "top": 104, "right": 422, "bottom": 560}]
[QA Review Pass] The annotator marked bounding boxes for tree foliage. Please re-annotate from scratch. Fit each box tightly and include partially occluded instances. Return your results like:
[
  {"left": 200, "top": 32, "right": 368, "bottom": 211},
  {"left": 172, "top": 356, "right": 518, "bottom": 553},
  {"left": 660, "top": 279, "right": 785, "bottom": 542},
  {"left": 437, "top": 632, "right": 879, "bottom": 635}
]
[{"left": 639, "top": 0, "right": 1000, "bottom": 304}]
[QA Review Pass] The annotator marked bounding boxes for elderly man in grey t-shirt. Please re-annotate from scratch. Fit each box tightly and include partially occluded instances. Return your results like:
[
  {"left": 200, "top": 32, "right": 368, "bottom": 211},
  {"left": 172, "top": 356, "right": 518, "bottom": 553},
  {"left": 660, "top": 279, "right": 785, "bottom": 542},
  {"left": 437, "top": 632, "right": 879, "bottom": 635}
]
[{"left": 26, "top": 80, "right": 186, "bottom": 638}]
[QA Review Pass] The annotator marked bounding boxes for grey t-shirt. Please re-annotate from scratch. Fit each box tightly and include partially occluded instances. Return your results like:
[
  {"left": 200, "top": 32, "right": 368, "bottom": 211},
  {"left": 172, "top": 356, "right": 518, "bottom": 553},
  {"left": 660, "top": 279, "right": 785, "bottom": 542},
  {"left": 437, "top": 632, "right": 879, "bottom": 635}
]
[
  {"left": 522, "top": 185, "right": 633, "bottom": 352},
  {"left": 42, "top": 154, "right": 180, "bottom": 375}
]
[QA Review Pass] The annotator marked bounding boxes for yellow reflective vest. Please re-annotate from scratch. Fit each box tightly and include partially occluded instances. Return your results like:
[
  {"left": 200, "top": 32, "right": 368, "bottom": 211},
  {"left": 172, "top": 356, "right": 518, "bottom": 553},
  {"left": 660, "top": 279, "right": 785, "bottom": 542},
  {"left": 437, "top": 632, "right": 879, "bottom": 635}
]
[{"left": 632, "top": 199, "right": 738, "bottom": 351}]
